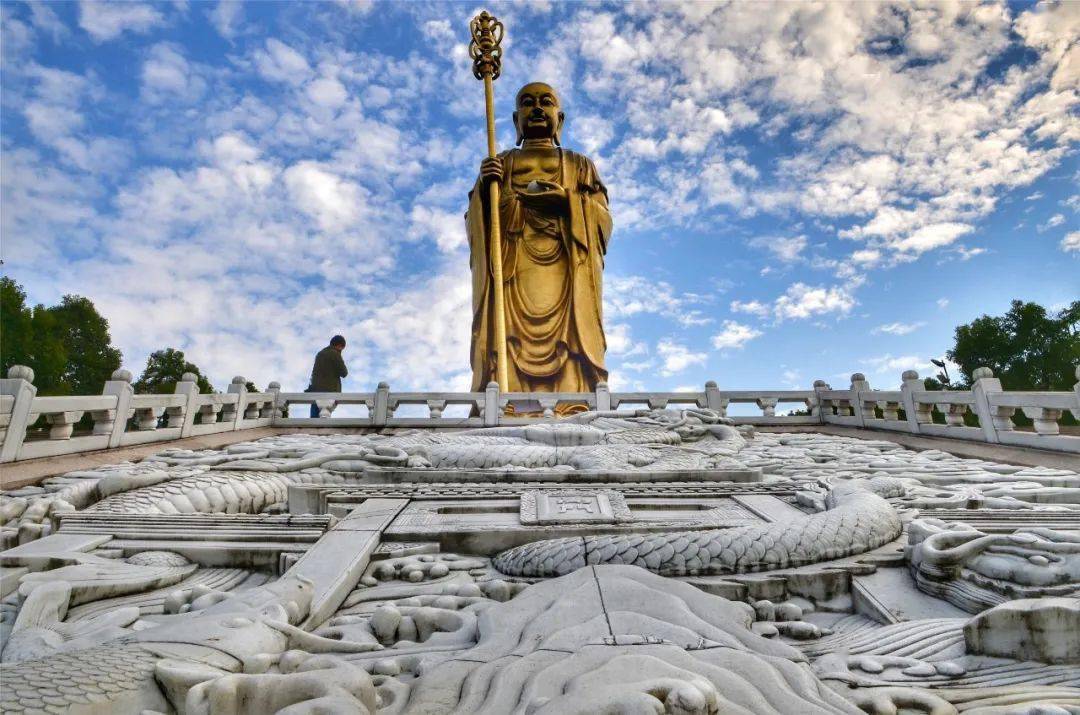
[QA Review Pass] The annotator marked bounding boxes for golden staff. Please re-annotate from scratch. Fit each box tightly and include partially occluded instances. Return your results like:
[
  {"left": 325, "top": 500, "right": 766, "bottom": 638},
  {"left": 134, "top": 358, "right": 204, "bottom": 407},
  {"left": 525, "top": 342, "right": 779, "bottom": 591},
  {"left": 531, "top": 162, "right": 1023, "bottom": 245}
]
[{"left": 469, "top": 10, "right": 509, "bottom": 392}]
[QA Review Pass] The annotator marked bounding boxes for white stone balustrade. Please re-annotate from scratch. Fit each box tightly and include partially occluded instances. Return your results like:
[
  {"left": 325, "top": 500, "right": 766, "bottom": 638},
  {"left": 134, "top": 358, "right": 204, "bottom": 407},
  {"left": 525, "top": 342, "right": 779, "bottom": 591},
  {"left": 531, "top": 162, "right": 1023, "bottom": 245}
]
[{"left": 1, "top": 364, "right": 1077, "bottom": 465}]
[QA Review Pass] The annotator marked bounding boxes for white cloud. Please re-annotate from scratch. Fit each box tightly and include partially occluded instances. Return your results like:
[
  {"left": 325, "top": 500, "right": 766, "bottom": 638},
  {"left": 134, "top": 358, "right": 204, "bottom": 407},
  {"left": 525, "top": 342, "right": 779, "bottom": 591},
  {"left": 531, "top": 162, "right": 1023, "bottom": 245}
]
[
  {"left": 1062, "top": 231, "right": 1080, "bottom": 253},
  {"left": 253, "top": 38, "right": 312, "bottom": 85},
  {"left": 78, "top": 1, "right": 164, "bottom": 42},
  {"left": 209, "top": 1, "right": 243, "bottom": 39},
  {"left": 729, "top": 299, "right": 770, "bottom": 318},
  {"left": 408, "top": 205, "right": 466, "bottom": 253},
  {"left": 574, "top": 115, "right": 614, "bottom": 155},
  {"left": 711, "top": 321, "right": 762, "bottom": 350},
  {"left": 605, "top": 275, "right": 712, "bottom": 327},
  {"left": 305, "top": 76, "right": 348, "bottom": 109},
  {"left": 283, "top": 161, "right": 366, "bottom": 233},
  {"left": 850, "top": 249, "right": 881, "bottom": 266},
  {"left": 749, "top": 234, "right": 807, "bottom": 263},
  {"left": 656, "top": 339, "right": 706, "bottom": 376},
  {"left": 28, "top": 2, "right": 69, "bottom": 40},
  {"left": 936, "top": 297, "right": 950, "bottom": 309},
  {"left": 862, "top": 354, "right": 933, "bottom": 376},
  {"left": 141, "top": 44, "right": 204, "bottom": 103},
  {"left": 774, "top": 283, "right": 856, "bottom": 321},
  {"left": 1038, "top": 213, "right": 1066, "bottom": 232},
  {"left": 954, "top": 245, "right": 987, "bottom": 261},
  {"left": 606, "top": 322, "right": 647, "bottom": 358},
  {"left": 872, "top": 321, "right": 925, "bottom": 336},
  {"left": 893, "top": 222, "right": 973, "bottom": 254}
]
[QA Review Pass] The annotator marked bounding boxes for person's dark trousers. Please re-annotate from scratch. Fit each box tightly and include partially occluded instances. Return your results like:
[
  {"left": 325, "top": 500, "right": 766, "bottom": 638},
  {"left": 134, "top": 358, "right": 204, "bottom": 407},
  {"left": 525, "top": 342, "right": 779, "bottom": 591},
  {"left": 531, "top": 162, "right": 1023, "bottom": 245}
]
[{"left": 310, "top": 403, "right": 320, "bottom": 418}]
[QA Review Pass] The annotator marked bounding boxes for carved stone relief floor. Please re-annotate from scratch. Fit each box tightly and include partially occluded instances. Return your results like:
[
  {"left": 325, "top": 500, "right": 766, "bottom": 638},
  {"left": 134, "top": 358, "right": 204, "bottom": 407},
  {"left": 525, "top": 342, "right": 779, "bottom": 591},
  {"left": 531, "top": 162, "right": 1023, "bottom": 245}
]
[{"left": 1, "top": 409, "right": 1077, "bottom": 714}]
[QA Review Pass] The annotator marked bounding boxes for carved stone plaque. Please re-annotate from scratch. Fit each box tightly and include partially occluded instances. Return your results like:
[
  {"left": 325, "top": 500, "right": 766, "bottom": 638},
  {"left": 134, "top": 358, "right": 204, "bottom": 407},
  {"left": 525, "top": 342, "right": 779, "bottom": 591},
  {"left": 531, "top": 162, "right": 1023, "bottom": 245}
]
[{"left": 520, "top": 489, "right": 633, "bottom": 525}]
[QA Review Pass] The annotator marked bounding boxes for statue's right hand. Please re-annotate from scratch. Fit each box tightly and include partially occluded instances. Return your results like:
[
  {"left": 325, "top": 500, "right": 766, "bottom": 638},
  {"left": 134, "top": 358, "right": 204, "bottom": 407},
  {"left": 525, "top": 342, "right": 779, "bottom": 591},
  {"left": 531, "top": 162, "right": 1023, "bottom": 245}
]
[{"left": 480, "top": 156, "right": 503, "bottom": 184}]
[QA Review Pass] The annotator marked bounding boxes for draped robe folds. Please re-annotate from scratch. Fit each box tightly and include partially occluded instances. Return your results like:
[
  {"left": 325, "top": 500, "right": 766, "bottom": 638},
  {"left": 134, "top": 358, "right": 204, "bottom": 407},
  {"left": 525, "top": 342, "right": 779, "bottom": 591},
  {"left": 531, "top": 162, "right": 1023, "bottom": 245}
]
[{"left": 467, "top": 148, "right": 612, "bottom": 393}]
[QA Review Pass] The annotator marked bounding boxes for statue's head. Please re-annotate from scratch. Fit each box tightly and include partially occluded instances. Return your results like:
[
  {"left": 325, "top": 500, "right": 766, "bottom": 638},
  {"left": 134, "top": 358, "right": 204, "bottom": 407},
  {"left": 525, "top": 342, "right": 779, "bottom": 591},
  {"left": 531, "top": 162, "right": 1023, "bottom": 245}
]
[{"left": 514, "top": 82, "right": 563, "bottom": 146}]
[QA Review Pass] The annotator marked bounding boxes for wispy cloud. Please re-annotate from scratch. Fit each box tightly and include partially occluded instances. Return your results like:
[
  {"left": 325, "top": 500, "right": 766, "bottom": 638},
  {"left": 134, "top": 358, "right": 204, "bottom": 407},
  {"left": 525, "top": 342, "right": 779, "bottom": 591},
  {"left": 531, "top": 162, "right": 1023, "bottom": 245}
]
[{"left": 872, "top": 322, "right": 926, "bottom": 336}]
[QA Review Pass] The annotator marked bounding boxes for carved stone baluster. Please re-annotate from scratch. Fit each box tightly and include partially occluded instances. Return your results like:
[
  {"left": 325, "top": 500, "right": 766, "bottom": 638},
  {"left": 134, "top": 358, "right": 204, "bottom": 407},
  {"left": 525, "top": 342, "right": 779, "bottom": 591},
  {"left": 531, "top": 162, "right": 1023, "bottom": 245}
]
[
  {"left": 166, "top": 404, "right": 185, "bottom": 428},
  {"left": 315, "top": 400, "right": 337, "bottom": 418},
  {"left": 91, "top": 409, "right": 117, "bottom": 436},
  {"left": 992, "top": 406, "right": 1016, "bottom": 432},
  {"left": 862, "top": 398, "right": 880, "bottom": 420},
  {"left": 914, "top": 400, "right": 934, "bottom": 424},
  {"left": 199, "top": 402, "right": 223, "bottom": 425},
  {"left": 46, "top": 411, "right": 84, "bottom": 440},
  {"left": 937, "top": 403, "right": 968, "bottom": 426},
  {"left": 1022, "top": 407, "right": 1062, "bottom": 435},
  {"left": 427, "top": 400, "right": 447, "bottom": 419},
  {"left": 538, "top": 397, "right": 559, "bottom": 419},
  {"left": 134, "top": 407, "right": 164, "bottom": 430},
  {"left": 756, "top": 397, "right": 778, "bottom": 417},
  {"left": 648, "top": 397, "right": 669, "bottom": 410},
  {"left": 881, "top": 401, "right": 901, "bottom": 421}
]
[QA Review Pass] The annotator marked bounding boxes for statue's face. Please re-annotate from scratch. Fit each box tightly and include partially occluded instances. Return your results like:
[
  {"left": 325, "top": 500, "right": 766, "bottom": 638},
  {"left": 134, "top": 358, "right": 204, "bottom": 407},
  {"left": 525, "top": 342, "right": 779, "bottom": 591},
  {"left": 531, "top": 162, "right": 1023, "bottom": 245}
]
[{"left": 514, "top": 82, "right": 563, "bottom": 143}]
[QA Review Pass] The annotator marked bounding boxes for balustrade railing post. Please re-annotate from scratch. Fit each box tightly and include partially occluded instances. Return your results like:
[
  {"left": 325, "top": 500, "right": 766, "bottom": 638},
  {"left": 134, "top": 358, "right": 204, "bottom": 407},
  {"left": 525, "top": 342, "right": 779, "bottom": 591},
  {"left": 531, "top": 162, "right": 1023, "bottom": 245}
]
[
  {"left": 849, "top": 373, "right": 871, "bottom": 427},
  {"left": 175, "top": 372, "right": 201, "bottom": 438},
  {"left": 596, "top": 381, "right": 611, "bottom": 411},
  {"left": 227, "top": 376, "right": 248, "bottom": 431},
  {"left": 0, "top": 366, "right": 37, "bottom": 463},
  {"left": 899, "top": 370, "right": 924, "bottom": 434},
  {"left": 1073, "top": 366, "right": 1080, "bottom": 422},
  {"left": 484, "top": 381, "right": 500, "bottom": 427},
  {"left": 101, "top": 369, "right": 134, "bottom": 447},
  {"left": 705, "top": 380, "right": 722, "bottom": 413},
  {"left": 969, "top": 366, "right": 1002, "bottom": 443},
  {"left": 267, "top": 381, "right": 282, "bottom": 422},
  {"left": 812, "top": 379, "right": 828, "bottom": 424},
  {"left": 373, "top": 382, "right": 390, "bottom": 427}
]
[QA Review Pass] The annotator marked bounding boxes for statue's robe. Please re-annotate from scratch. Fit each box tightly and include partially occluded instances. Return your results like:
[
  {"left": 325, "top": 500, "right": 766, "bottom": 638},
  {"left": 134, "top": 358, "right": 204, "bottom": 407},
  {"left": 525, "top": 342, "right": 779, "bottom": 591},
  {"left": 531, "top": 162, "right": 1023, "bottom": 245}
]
[{"left": 467, "top": 148, "right": 612, "bottom": 392}]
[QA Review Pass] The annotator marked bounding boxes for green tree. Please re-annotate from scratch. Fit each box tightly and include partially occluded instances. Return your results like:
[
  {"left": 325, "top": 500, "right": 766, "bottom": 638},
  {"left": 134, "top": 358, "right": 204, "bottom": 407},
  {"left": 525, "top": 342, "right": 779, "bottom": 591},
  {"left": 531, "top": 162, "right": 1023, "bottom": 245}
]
[
  {"left": 0, "top": 277, "right": 32, "bottom": 377},
  {"left": 47, "top": 295, "right": 123, "bottom": 395},
  {"left": 134, "top": 348, "right": 214, "bottom": 394},
  {"left": 0, "top": 278, "right": 121, "bottom": 395},
  {"left": 947, "top": 300, "right": 1079, "bottom": 390}
]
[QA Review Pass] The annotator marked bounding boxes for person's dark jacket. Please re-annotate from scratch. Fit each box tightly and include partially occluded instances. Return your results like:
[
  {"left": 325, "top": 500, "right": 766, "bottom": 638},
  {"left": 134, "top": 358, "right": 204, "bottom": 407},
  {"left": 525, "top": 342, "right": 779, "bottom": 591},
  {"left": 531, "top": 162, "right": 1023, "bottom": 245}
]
[{"left": 308, "top": 346, "right": 348, "bottom": 392}]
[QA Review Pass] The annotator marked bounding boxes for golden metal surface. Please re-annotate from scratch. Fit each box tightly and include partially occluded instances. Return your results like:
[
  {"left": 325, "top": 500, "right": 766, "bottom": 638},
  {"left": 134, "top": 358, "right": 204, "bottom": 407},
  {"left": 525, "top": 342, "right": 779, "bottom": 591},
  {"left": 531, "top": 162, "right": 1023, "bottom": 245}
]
[
  {"left": 466, "top": 75, "right": 613, "bottom": 394},
  {"left": 470, "top": 11, "right": 509, "bottom": 391}
]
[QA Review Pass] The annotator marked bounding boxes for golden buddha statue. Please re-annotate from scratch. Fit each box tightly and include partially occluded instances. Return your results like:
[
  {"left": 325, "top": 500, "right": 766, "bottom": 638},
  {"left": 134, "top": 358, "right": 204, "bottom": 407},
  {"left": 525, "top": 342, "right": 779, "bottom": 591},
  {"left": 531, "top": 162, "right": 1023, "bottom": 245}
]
[{"left": 466, "top": 82, "right": 612, "bottom": 393}]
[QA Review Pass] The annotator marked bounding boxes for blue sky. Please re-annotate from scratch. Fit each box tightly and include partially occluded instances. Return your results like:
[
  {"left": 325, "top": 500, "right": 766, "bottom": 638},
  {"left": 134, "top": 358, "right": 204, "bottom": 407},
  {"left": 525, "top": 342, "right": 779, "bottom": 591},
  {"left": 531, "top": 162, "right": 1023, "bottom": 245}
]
[{"left": 2, "top": 0, "right": 1077, "bottom": 399}]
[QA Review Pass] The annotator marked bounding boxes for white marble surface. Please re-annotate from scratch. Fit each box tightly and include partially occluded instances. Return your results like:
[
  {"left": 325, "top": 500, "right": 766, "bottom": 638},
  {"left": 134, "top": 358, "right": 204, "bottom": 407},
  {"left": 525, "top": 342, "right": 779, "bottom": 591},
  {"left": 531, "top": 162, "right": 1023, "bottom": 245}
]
[{"left": 1, "top": 408, "right": 1078, "bottom": 714}]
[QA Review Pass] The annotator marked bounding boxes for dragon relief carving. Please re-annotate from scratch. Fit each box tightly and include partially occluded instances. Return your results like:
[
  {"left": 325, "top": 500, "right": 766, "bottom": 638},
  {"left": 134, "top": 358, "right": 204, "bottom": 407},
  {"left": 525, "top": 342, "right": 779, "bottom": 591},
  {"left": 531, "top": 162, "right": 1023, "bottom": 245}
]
[{"left": 1, "top": 409, "right": 1078, "bottom": 714}]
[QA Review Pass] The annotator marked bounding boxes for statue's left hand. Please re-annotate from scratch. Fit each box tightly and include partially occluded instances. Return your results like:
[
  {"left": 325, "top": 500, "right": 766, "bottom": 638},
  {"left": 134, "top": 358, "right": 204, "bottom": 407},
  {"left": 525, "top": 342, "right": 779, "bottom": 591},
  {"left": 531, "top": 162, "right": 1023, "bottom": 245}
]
[{"left": 517, "top": 181, "right": 567, "bottom": 213}]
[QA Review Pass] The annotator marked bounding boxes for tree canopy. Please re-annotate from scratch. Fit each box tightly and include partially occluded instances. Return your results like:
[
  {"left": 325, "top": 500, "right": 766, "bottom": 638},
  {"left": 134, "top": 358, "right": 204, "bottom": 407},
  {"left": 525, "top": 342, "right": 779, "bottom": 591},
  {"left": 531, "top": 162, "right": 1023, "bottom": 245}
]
[
  {"left": 947, "top": 300, "right": 1079, "bottom": 390},
  {"left": 0, "top": 277, "right": 122, "bottom": 395},
  {"left": 133, "top": 348, "right": 215, "bottom": 394}
]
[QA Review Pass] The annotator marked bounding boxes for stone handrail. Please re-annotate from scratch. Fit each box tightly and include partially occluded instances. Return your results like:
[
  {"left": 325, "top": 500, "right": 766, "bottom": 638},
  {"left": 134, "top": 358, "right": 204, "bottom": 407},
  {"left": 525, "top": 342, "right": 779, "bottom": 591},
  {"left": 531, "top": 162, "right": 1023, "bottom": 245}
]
[
  {"left": 0, "top": 369, "right": 274, "bottom": 463},
  {"left": 273, "top": 381, "right": 821, "bottom": 428},
  {"left": 815, "top": 367, "right": 1080, "bottom": 453},
  {"left": 1, "top": 365, "right": 1077, "bottom": 463}
]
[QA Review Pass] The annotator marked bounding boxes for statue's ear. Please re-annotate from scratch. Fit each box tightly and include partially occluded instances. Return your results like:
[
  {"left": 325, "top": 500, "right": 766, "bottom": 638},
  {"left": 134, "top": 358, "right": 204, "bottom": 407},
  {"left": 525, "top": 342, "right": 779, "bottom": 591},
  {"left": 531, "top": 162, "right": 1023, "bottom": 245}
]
[
  {"left": 554, "top": 111, "right": 565, "bottom": 146},
  {"left": 513, "top": 110, "right": 524, "bottom": 146}
]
